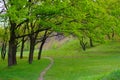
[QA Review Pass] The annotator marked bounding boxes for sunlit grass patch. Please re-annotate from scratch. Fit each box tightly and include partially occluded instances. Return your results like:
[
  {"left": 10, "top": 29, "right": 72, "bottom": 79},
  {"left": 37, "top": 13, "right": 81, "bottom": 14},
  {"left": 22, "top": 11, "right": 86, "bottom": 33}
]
[{"left": 0, "top": 58, "right": 50, "bottom": 80}]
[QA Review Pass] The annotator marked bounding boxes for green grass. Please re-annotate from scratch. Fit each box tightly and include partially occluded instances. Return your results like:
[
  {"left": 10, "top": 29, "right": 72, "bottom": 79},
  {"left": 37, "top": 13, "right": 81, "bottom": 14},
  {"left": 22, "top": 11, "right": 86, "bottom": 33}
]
[
  {"left": 1, "top": 39, "right": 120, "bottom": 80},
  {"left": 101, "top": 70, "right": 120, "bottom": 80},
  {"left": 42, "top": 40, "right": 120, "bottom": 80},
  {"left": 0, "top": 58, "right": 50, "bottom": 80}
]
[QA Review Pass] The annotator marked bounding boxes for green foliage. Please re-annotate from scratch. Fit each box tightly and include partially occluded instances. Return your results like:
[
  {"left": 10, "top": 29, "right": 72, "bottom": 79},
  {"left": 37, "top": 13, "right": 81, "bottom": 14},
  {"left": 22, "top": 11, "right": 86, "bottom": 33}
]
[
  {"left": 1, "top": 0, "right": 120, "bottom": 43},
  {"left": 0, "top": 0, "right": 120, "bottom": 70},
  {"left": 0, "top": 27, "right": 9, "bottom": 41},
  {"left": 7, "top": 0, "right": 28, "bottom": 23}
]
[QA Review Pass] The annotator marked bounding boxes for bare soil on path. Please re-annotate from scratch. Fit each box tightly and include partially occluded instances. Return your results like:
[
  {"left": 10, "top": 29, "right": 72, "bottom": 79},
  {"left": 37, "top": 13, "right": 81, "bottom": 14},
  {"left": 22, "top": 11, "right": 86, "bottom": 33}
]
[{"left": 38, "top": 57, "right": 54, "bottom": 80}]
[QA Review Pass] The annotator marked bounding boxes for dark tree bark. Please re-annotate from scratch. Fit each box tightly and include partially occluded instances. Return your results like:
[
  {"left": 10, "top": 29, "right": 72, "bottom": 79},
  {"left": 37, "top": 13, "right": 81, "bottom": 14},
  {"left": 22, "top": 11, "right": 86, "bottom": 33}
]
[
  {"left": 28, "top": 33, "right": 38, "bottom": 64},
  {"left": 38, "top": 40, "right": 46, "bottom": 60},
  {"left": 8, "top": 37, "right": 17, "bottom": 66},
  {"left": 29, "top": 0, "right": 31, "bottom": 2},
  {"left": 107, "top": 34, "right": 111, "bottom": 40},
  {"left": 112, "top": 29, "right": 115, "bottom": 39},
  {"left": 112, "top": 32, "right": 114, "bottom": 39},
  {"left": 8, "top": 22, "right": 17, "bottom": 66},
  {"left": 38, "top": 31, "right": 48, "bottom": 60},
  {"left": 29, "top": 37, "right": 35, "bottom": 64},
  {"left": 1, "top": 42, "right": 7, "bottom": 60},
  {"left": 20, "top": 37, "right": 25, "bottom": 59},
  {"left": 89, "top": 37, "right": 93, "bottom": 47},
  {"left": 80, "top": 37, "right": 87, "bottom": 51}
]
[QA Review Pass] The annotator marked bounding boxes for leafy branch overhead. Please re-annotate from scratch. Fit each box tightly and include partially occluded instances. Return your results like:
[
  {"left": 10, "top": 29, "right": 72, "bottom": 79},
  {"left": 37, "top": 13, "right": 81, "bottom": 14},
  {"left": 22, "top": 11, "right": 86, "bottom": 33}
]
[{"left": 0, "top": 0, "right": 119, "bottom": 66}]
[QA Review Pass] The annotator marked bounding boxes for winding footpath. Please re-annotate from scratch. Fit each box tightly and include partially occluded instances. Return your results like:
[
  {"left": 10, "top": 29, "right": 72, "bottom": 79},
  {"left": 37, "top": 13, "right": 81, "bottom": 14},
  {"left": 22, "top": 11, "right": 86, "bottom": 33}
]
[{"left": 38, "top": 57, "right": 54, "bottom": 80}]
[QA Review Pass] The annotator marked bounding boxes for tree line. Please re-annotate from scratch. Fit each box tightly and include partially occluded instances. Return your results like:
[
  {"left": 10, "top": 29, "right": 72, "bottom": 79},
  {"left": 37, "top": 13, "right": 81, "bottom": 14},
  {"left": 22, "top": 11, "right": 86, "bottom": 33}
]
[{"left": 0, "top": 0, "right": 120, "bottom": 67}]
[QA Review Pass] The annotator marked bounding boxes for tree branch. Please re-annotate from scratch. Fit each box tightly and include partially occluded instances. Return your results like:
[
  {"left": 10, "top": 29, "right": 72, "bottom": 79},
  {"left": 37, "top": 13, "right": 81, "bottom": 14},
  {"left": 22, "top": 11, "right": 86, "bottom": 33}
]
[
  {"left": 2, "top": 0, "right": 7, "bottom": 10},
  {"left": 16, "top": 19, "right": 29, "bottom": 29},
  {"left": 15, "top": 28, "right": 51, "bottom": 39}
]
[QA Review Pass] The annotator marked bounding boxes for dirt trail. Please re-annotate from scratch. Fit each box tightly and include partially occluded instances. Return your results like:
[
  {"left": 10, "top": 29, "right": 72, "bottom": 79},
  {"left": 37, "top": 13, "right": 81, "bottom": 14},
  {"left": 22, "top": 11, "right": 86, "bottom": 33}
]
[{"left": 38, "top": 57, "right": 54, "bottom": 80}]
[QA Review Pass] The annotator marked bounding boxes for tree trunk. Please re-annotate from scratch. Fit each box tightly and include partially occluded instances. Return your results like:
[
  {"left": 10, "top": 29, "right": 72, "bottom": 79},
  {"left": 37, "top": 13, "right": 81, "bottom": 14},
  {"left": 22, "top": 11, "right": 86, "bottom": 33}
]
[
  {"left": 38, "top": 30, "right": 48, "bottom": 60},
  {"left": 80, "top": 41, "right": 87, "bottom": 51},
  {"left": 8, "top": 40, "right": 17, "bottom": 66},
  {"left": 8, "top": 22, "right": 17, "bottom": 66},
  {"left": 28, "top": 32, "right": 38, "bottom": 64},
  {"left": 80, "top": 37, "right": 87, "bottom": 51},
  {"left": 28, "top": 38, "right": 35, "bottom": 64},
  {"left": 38, "top": 39, "right": 46, "bottom": 60},
  {"left": 107, "top": 34, "right": 111, "bottom": 40},
  {"left": 112, "top": 30, "right": 114, "bottom": 39},
  {"left": 89, "top": 37, "right": 93, "bottom": 47},
  {"left": 1, "top": 42, "right": 7, "bottom": 60},
  {"left": 20, "top": 37, "right": 25, "bottom": 59}
]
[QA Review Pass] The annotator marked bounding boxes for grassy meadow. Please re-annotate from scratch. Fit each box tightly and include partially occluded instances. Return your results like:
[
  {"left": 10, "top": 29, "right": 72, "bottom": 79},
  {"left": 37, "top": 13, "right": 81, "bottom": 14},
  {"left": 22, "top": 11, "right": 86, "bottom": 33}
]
[
  {"left": 1, "top": 39, "right": 120, "bottom": 80},
  {"left": 0, "top": 58, "right": 50, "bottom": 80},
  {"left": 43, "top": 40, "right": 120, "bottom": 80}
]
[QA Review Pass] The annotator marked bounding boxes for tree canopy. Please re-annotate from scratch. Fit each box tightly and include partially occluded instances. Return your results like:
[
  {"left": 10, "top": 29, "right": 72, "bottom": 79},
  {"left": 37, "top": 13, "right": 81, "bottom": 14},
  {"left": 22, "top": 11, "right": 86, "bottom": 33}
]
[{"left": 0, "top": 0, "right": 120, "bottom": 66}]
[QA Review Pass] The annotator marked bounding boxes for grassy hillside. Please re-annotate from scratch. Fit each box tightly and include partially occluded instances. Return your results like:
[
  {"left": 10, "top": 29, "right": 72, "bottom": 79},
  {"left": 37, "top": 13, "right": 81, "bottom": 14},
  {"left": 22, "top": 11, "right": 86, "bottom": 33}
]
[
  {"left": 42, "top": 40, "right": 120, "bottom": 80},
  {"left": 0, "top": 39, "right": 120, "bottom": 80}
]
